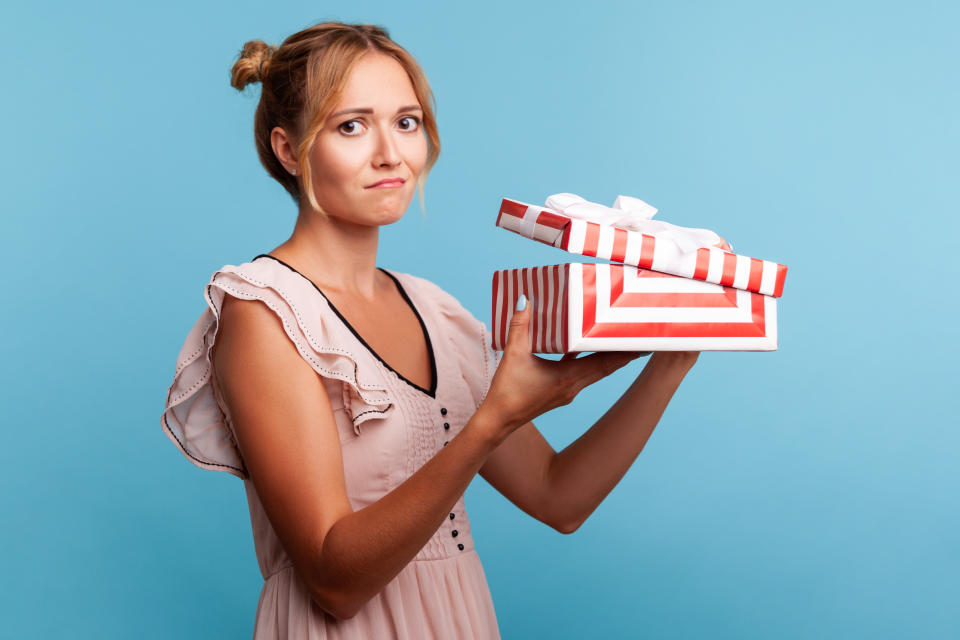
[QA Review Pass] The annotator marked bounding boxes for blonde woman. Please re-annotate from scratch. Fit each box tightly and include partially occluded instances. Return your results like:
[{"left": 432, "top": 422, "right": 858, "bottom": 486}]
[{"left": 161, "top": 21, "right": 700, "bottom": 639}]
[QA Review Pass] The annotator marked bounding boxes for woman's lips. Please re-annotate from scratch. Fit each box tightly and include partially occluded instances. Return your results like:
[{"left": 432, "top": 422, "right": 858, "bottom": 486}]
[{"left": 367, "top": 178, "right": 406, "bottom": 188}]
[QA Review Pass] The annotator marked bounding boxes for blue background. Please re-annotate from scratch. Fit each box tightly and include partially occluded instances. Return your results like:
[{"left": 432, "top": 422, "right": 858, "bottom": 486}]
[{"left": 3, "top": 0, "right": 958, "bottom": 637}]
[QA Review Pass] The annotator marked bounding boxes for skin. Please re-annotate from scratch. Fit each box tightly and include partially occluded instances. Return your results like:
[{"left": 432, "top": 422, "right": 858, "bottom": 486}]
[{"left": 212, "top": 51, "right": 722, "bottom": 620}]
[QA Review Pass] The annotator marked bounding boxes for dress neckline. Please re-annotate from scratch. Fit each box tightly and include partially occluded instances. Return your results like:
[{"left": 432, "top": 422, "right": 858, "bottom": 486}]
[{"left": 252, "top": 253, "right": 438, "bottom": 398}]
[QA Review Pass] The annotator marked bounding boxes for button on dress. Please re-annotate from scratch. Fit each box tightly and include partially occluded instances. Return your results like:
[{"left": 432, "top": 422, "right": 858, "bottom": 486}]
[{"left": 161, "top": 254, "right": 502, "bottom": 639}]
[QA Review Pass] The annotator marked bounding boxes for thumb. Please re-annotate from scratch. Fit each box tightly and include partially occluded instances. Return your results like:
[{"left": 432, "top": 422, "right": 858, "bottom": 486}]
[{"left": 506, "top": 294, "right": 532, "bottom": 354}]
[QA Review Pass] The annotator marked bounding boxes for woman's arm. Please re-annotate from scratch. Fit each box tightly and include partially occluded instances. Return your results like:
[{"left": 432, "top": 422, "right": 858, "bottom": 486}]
[
  {"left": 478, "top": 353, "right": 695, "bottom": 534},
  {"left": 317, "top": 411, "right": 506, "bottom": 618},
  {"left": 481, "top": 240, "right": 731, "bottom": 531},
  {"left": 214, "top": 296, "right": 621, "bottom": 619},
  {"left": 214, "top": 296, "right": 512, "bottom": 620},
  {"left": 544, "top": 352, "right": 697, "bottom": 532}
]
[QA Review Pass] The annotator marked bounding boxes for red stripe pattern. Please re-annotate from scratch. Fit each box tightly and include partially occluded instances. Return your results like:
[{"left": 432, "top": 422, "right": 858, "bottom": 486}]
[
  {"left": 492, "top": 263, "right": 776, "bottom": 352},
  {"left": 491, "top": 266, "right": 567, "bottom": 352},
  {"left": 496, "top": 198, "right": 788, "bottom": 298}
]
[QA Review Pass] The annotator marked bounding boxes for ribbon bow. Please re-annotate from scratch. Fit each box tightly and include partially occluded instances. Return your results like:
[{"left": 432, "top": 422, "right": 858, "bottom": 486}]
[{"left": 545, "top": 193, "right": 723, "bottom": 254}]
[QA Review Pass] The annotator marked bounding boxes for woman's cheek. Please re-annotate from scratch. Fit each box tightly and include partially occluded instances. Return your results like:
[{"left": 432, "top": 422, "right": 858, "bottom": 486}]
[
  {"left": 403, "top": 136, "right": 428, "bottom": 172},
  {"left": 318, "top": 136, "right": 366, "bottom": 168}
]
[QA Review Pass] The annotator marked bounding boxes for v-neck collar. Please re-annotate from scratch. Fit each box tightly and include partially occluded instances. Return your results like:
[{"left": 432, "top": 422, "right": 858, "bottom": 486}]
[{"left": 252, "top": 253, "right": 438, "bottom": 398}]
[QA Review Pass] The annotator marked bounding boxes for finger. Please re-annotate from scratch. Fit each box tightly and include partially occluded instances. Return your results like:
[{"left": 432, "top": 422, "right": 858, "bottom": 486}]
[
  {"left": 506, "top": 294, "right": 532, "bottom": 355},
  {"left": 568, "top": 350, "right": 638, "bottom": 384},
  {"left": 588, "top": 353, "right": 637, "bottom": 385}
]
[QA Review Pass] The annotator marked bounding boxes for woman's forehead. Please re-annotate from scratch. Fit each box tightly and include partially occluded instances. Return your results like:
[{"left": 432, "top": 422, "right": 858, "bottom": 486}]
[{"left": 334, "top": 52, "right": 419, "bottom": 114}]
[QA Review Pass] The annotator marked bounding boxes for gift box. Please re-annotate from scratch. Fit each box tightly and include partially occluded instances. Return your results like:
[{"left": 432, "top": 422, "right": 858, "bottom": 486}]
[
  {"left": 496, "top": 197, "right": 788, "bottom": 298},
  {"left": 492, "top": 263, "right": 778, "bottom": 352}
]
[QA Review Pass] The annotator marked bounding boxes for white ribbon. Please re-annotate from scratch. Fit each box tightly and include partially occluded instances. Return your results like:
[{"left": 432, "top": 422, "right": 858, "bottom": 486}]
[
  {"left": 545, "top": 193, "right": 724, "bottom": 254},
  {"left": 518, "top": 204, "right": 541, "bottom": 240}
]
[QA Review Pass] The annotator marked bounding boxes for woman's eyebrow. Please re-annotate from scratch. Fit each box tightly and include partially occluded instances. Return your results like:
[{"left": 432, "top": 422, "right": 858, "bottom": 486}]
[{"left": 329, "top": 104, "right": 423, "bottom": 119}]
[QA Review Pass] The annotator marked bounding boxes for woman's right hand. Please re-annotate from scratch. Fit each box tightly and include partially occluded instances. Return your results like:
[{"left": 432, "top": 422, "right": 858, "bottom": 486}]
[{"left": 478, "top": 295, "right": 643, "bottom": 440}]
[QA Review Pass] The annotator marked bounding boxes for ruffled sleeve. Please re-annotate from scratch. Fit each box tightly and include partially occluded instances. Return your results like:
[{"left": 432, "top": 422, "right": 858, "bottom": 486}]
[{"left": 160, "top": 259, "right": 396, "bottom": 478}]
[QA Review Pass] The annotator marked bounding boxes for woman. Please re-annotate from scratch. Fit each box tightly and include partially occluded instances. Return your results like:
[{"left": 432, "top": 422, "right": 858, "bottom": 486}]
[{"left": 161, "top": 21, "right": 703, "bottom": 639}]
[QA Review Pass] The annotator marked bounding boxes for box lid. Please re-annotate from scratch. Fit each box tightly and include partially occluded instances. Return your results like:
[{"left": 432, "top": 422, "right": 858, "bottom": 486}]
[{"left": 496, "top": 197, "right": 788, "bottom": 298}]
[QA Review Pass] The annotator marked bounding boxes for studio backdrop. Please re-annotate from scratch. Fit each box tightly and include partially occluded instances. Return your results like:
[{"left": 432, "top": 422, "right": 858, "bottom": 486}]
[{"left": 2, "top": 1, "right": 957, "bottom": 638}]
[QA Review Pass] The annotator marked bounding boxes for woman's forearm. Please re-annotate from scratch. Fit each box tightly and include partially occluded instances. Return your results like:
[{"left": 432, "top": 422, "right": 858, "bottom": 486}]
[
  {"left": 545, "top": 353, "right": 696, "bottom": 532},
  {"left": 312, "top": 409, "right": 506, "bottom": 618}
]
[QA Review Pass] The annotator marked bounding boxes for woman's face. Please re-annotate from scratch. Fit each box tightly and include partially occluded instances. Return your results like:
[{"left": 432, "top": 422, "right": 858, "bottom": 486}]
[{"left": 306, "top": 52, "right": 428, "bottom": 226}]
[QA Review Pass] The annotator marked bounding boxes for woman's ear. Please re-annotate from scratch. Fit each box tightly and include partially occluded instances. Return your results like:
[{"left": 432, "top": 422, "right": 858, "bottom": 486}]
[{"left": 270, "top": 126, "right": 300, "bottom": 175}]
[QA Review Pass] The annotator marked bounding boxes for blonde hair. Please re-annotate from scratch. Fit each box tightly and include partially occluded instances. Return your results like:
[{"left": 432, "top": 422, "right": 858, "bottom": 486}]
[{"left": 230, "top": 22, "right": 440, "bottom": 214}]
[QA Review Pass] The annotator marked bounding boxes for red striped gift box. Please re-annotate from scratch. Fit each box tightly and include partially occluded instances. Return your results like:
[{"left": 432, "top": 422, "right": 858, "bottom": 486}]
[
  {"left": 492, "top": 264, "right": 777, "bottom": 352},
  {"left": 496, "top": 198, "right": 788, "bottom": 298}
]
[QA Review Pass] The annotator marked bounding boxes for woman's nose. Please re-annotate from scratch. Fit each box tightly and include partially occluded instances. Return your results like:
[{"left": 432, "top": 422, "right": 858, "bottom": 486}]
[{"left": 372, "top": 126, "right": 401, "bottom": 167}]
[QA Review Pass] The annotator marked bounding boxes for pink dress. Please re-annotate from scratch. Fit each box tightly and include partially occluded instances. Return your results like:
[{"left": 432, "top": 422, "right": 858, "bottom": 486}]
[{"left": 161, "top": 254, "right": 502, "bottom": 639}]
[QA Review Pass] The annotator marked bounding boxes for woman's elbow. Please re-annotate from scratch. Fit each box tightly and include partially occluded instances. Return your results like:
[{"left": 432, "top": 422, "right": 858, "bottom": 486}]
[
  {"left": 544, "top": 502, "right": 585, "bottom": 534},
  {"left": 309, "top": 585, "right": 361, "bottom": 620},
  {"left": 300, "top": 542, "right": 371, "bottom": 618},
  {"left": 554, "top": 518, "right": 583, "bottom": 535},
  {"left": 549, "top": 507, "right": 586, "bottom": 534}
]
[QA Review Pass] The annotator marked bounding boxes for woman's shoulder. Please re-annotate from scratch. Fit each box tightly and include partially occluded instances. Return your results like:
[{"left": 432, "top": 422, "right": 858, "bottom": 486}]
[
  {"left": 161, "top": 254, "right": 399, "bottom": 479},
  {"left": 208, "top": 253, "right": 297, "bottom": 290},
  {"left": 205, "top": 253, "right": 346, "bottom": 320}
]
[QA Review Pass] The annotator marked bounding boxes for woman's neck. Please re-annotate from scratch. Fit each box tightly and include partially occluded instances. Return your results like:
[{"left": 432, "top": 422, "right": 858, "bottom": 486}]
[{"left": 270, "top": 207, "right": 383, "bottom": 300}]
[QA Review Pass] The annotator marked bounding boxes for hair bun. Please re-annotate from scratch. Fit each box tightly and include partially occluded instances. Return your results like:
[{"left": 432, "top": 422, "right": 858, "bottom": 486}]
[{"left": 230, "top": 40, "right": 277, "bottom": 91}]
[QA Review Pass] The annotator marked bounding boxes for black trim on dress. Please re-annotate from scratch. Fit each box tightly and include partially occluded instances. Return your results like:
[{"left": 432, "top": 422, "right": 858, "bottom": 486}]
[{"left": 252, "top": 253, "right": 439, "bottom": 398}]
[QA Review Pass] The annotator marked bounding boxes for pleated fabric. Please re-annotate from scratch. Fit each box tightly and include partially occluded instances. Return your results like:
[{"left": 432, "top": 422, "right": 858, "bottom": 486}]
[{"left": 162, "top": 255, "right": 502, "bottom": 639}]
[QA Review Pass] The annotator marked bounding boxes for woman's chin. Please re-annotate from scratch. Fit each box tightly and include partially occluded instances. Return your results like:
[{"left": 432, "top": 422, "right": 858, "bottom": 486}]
[
  {"left": 368, "top": 196, "right": 414, "bottom": 224},
  {"left": 350, "top": 205, "right": 407, "bottom": 228},
  {"left": 376, "top": 208, "right": 408, "bottom": 226},
  {"left": 322, "top": 190, "right": 414, "bottom": 227}
]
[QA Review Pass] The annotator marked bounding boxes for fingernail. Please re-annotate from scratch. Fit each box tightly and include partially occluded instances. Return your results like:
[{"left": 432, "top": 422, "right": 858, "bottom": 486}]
[{"left": 515, "top": 294, "right": 527, "bottom": 312}]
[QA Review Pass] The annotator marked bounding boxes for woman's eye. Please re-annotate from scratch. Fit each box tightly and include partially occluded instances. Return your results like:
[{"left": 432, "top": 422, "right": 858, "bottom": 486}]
[
  {"left": 338, "top": 120, "right": 365, "bottom": 136},
  {"left": 398, "top": 116, "right": 421, "bottom": 132}
]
